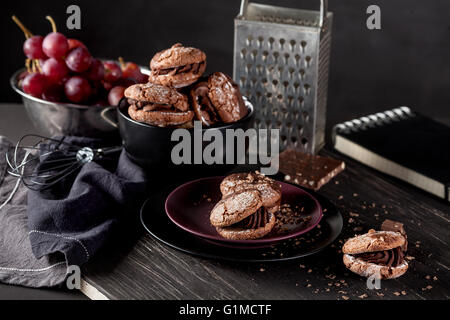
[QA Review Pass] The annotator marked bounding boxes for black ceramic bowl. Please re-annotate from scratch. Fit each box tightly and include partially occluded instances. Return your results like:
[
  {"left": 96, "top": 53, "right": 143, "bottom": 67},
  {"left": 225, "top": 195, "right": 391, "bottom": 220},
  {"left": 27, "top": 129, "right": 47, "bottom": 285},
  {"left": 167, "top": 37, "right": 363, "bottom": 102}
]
[{"left": 117, "top": 97, "right": 255, "bottom": 172}]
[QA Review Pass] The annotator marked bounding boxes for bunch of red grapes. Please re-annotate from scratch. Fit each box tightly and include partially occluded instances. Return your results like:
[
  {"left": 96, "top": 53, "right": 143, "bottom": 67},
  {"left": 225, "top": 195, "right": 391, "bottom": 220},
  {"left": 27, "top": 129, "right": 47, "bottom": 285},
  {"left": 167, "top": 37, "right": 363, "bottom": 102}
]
[{"left": 13, "top": 15, "right": 147, "bottom": 106}]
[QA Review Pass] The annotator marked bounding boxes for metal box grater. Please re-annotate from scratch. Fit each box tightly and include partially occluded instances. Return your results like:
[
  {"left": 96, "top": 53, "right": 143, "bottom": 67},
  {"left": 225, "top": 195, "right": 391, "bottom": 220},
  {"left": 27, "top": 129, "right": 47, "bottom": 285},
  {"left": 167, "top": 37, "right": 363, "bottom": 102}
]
[{"left": 233, "top": 0, "right": 333, "bottom": 154}]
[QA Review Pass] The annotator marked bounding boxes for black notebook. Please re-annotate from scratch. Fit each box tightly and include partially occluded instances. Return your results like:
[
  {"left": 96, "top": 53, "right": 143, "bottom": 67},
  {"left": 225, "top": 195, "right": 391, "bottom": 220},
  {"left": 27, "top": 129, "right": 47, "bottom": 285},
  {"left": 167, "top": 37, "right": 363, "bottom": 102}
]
[{"left": 332, "top": 107, "right": 450, "bottom": 202}]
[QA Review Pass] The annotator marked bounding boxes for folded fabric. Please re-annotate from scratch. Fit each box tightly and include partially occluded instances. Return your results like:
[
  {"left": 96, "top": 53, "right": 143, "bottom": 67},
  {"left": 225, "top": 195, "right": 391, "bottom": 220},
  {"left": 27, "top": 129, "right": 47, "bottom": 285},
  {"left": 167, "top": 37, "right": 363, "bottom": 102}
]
[
  {"left": 27, "top": 136, "right": 147, "bottom": 267},
  {"left": 0, "top": 137, "right": 67, "bottom": 288}
]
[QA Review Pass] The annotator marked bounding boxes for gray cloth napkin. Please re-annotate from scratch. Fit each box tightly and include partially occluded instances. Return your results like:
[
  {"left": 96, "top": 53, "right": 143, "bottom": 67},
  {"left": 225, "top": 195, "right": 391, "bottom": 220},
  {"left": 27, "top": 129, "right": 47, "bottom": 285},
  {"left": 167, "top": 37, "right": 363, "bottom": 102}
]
[{"left": 0, "top": 137, "right": 68, "bottom": 288}]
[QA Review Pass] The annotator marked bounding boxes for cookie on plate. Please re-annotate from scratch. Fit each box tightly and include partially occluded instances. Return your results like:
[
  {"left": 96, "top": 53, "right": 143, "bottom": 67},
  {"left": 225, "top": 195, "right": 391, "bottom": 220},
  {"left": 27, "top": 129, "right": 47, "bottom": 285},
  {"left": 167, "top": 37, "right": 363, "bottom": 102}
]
[
  {"left": 220, "top": 172, "right": 282, "bottom": 211},
  {"left": 216, "top": 208, "right": 276, "bottom": 240},
  {"left": 149, "top": 43, "right": 206, "bottom": 88},
  {"left": 207, "top": 72, "right": 248, "bottom": 123},
  {"left": 210, "top": 189, "right": 276, "bottom": 240},
  {"left": 342, "top": 230, "right": 408, "bottom": 279},
  {"left": 124, "top": 82, "right": 193, "bottom": 127},
  {"left": 210, "top": 189, "right": 262, "bottom": 228}
]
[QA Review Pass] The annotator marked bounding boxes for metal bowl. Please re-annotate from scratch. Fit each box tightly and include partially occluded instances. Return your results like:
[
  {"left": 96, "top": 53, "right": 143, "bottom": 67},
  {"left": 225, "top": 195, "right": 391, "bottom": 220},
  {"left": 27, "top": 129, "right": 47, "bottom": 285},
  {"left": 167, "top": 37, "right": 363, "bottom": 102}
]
[{"left": 10, "top": 67, "right": 142, "bottom": 139}]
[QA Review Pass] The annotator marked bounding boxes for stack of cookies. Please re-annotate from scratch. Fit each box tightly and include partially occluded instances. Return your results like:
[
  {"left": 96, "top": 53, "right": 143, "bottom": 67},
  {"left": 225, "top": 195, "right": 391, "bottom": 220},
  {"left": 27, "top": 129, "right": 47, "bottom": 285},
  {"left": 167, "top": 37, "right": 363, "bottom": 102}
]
[
  {"left": 124, "top": 43, "right": 248, "bottom": 127},
  {"left": 210, "top": 172, "right": 282, "bottom": 240}
]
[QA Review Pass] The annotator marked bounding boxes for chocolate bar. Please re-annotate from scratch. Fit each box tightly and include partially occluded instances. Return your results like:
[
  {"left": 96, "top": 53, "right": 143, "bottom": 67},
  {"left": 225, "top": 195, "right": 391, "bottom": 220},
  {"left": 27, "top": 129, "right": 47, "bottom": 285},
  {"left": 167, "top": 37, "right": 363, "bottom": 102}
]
[
  {"left": 279, "top": 149, "right": 345, "bottom": 191},
  {"left": 381, "top": 219, "right": 408, "bottom": 251}
]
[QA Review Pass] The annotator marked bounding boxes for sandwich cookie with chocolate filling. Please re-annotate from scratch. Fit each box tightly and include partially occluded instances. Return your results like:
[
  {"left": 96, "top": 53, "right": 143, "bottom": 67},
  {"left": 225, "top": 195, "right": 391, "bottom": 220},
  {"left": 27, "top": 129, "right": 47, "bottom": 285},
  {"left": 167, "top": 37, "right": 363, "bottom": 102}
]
[
  {"left": 149, "top": 43, "right": 206, "bottom": 88},
  {"left": 125, "top": 82, "right": 193, "bottom": 127},
  {"left": 190, "top": 81, "right": 220, "bottom": 126},
  {"left": 207, "top": 72, "right": 248, "bottom": 123},
  {"left": 342, "top": 230, "right": 408, "bottom": 279},
  {"left": 210, "top": 189, "right": 276, "bottom": 240},
  {"left": 220, "top": 172, "right": 282, "bottom": 214}
]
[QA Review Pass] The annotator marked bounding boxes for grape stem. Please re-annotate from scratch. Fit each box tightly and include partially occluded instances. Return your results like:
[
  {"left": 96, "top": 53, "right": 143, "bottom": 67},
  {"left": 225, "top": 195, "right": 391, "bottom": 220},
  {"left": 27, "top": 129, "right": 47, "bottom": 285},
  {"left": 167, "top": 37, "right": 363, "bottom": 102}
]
[
  {"left": 118, "top": 57, "right": 125, "bottom": 70},
  {"left": 25, "top": 59, "right": 31, "bottom": 73},
  {"left": 34, "top": 59, "right": 43, "bottom": 73},
  {"left": 45, "top": 16, "right": 57, "bottom": 33},
  {"left": 12, "top": 15, "right": 33, "bottom": 39}
]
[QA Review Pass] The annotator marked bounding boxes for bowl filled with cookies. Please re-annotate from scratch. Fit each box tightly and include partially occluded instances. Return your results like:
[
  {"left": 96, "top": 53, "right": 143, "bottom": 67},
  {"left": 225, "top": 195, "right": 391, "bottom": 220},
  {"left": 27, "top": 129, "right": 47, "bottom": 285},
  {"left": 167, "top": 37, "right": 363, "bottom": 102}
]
[{"left": 117, "top": 43, "right": 254, "bottom": 168}]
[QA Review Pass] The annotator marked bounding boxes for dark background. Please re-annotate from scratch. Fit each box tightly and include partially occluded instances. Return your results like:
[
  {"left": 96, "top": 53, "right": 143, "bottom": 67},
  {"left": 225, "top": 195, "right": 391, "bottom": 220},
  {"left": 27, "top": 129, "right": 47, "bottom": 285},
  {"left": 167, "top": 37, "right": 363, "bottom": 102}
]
[
  {"left": 0, "top": 0, "right": 448, "bottom": 300},
  {"left": 2, "top": 0, "right": 449, "bottom": 131}
]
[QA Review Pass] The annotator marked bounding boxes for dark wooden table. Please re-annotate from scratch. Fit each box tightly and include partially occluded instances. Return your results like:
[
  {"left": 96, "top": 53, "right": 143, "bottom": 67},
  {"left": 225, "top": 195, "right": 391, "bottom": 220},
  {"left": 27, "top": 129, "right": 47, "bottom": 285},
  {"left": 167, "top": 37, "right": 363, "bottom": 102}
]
[
  {"left": 1, "top": 104, "right": 448, "bottom": 300},
  {"left": 81, "top": 152, "right": 449, "bottom": 300}
]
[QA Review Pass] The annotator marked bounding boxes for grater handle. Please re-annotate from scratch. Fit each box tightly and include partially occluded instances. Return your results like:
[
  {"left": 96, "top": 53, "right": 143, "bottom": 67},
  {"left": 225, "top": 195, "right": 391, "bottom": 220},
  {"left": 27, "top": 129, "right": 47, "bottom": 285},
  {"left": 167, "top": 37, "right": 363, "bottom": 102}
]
[
  {"left": 319, "top": 0, "right": 328, "bottom": 27},
  {"left": 239, "top": 0, "right": 249, "bottom": 17},
  {"left": 239, "top": 0, "right": 328, "bottom": 27}
]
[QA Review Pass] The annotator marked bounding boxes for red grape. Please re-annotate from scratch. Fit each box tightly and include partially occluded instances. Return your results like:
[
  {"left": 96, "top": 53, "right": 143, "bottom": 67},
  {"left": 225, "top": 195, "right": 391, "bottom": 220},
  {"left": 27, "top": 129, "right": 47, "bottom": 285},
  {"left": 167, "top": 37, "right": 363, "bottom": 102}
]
[
  {"left": 43, "top": 32, "right": 68, "bottom": 59},
  {"left": 108, "top": 86, "right": 125, "bottom": 106},
  {"left": 121, "top": 61, "right": 148, "bottom": 83},
  {"left": 103, "top": 61, "right": 122, "bottom": 83},
  {"left": 42, "top": 84, "right": 64, "bottom": 102},
  {"left": 23, "top": 36, "right": 47, "bottom": 59},
  {"left": 68, "top": 38, "right": 87, "bottom": 51},
  {"left": 85, "top": 59, "right": 105, "bottom": 81},
  {"left": 65, "top": 47, "right": 92, "bottom": 73},
  {"left": 64, "top": 76, "right": 92, "bottom": 103},
  {"left": 22, "top": 73, "right": 47, "bottom": 97},
  {"left": 42, "top": 58, "right": 68, "bottom": 83}
]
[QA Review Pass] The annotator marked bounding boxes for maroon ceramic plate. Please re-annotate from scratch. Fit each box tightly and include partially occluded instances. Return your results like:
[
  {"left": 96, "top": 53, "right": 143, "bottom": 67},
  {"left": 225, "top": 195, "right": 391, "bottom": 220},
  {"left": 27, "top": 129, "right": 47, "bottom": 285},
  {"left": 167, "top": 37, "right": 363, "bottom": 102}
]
[{"left": 165, "top": 176, "right": 323, "bottom": 245}]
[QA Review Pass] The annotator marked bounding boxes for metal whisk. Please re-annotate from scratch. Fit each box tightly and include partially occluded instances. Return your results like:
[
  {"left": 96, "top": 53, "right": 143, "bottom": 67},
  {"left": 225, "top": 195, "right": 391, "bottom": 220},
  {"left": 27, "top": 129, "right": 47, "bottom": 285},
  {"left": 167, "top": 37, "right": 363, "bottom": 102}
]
[{"left": 6, "top": 134, "right": 122, "bottom": 191}]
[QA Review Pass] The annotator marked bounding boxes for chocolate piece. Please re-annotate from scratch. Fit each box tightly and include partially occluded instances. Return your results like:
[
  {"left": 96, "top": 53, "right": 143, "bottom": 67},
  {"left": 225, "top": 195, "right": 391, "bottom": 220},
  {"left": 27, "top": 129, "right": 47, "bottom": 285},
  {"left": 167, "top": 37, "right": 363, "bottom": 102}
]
[
  {"left": 381, "top": 219, "right": 408, "bottom": 251},
  {"left": 279, "top": 149, "right": 345, "bottom": 191}
]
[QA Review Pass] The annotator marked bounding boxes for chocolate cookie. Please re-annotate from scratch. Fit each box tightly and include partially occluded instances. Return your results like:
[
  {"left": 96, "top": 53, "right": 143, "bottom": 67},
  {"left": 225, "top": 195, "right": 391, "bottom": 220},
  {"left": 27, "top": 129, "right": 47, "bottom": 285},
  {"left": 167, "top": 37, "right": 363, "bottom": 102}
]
[
  {"left": 342, "top": 230, "right": 408, "bottom": 279},
  {"left": 220, "top": 172, "right": 282, "bottom": 209},
  {"left": 149, "top": 43, "right": 206, "bottom": 88},
  {"left": 210, "top": 189, "right": 262, "bottom": 228},
  {"left": 128, "top": 104, "right": 194, "bottom": 127},
  {"left": 125, "top": 82, "right": 193, "bottom": 127},
  {"left": 216, "top": 208, "right": 276, "bottom": 240},
  {"left": 207, "top": 72, "right": 248, "bottom": 123},
  {"left": 190, "top": 81, "right": 220, "bottom": 126},
  {"left": 124, "top": 82, "right": 189, "bottom": 112}
]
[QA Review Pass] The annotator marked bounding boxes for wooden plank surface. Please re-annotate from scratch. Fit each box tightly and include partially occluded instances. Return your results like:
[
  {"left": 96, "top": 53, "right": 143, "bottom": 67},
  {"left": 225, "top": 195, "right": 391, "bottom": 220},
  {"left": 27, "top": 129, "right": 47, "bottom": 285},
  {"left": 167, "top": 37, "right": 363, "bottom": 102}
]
[{"left": 82, "top": 150, "right": 450, "bottom": 300}]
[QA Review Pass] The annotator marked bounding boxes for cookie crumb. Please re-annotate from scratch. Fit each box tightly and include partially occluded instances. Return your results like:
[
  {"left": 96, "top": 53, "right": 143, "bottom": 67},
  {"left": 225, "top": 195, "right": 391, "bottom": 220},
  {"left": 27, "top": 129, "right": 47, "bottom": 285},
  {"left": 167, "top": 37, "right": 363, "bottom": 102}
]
[
  {"left": 358, "top": 294, "right": 368, "bottom": 299},
  {"left": 401, "top": 291, "right": 407, "bottom": 295},
  {"left": 338, "top": 195, "right": 344, "bottom": 200},
  {"left": 259, "top": 268, "right": 265, "bottom": 272},
  {"left": 342, "top": 295, "right": 349, "bottom": 300},
  {"left": 393, "top": 292, "right": 401, "bottom": 296}
]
